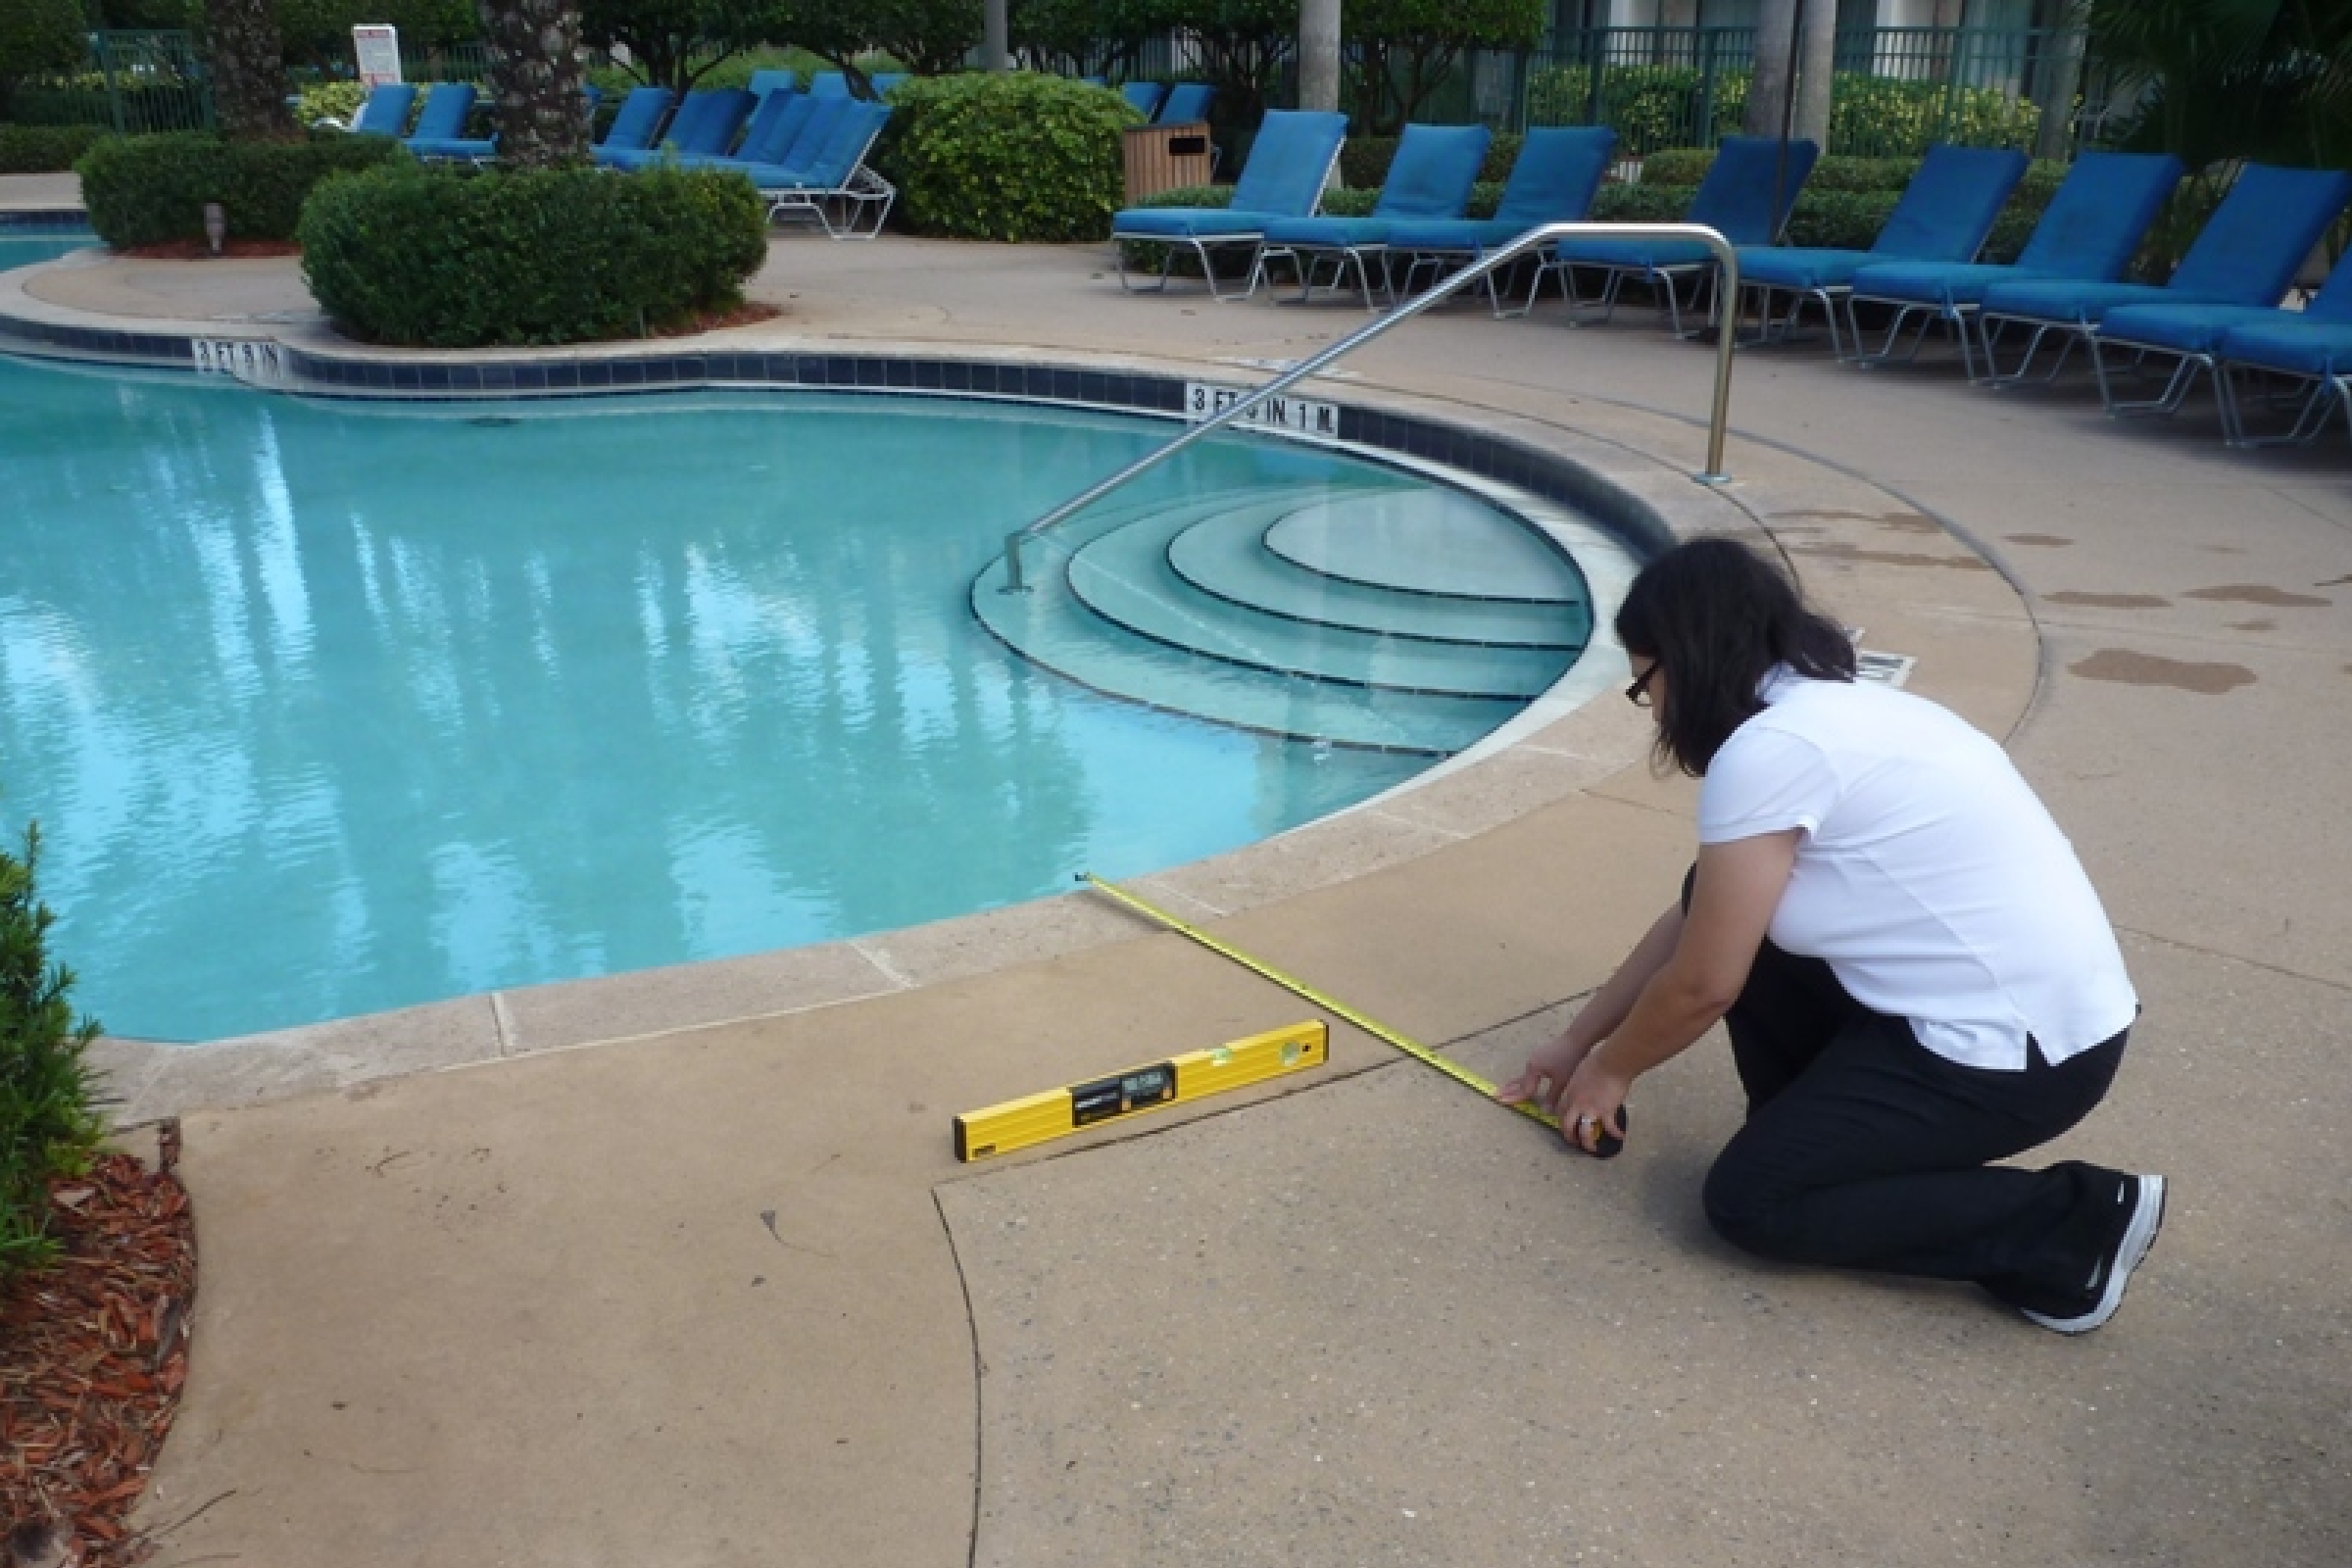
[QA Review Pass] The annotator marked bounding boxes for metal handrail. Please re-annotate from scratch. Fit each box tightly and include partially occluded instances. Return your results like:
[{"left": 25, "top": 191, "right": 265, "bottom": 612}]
[{"left": 1001, "top": 221, "right": 1741, "bottom": 593}]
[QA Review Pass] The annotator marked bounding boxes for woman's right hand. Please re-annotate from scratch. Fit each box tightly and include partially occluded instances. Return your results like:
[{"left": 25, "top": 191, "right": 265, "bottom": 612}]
[{"left": 1494, "top": 1028, "right": 1594, "bottom": 1118}]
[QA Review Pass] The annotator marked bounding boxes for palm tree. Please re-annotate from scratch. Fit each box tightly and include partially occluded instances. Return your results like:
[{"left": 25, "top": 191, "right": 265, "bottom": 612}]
[
  {"left": 204, "top": 0, "right": 296, "bottom": 137},
  {"left": 2088, "top": 0, "right": 2352, "bottom": 169},
  {"left": 477, "top": 0, "right": 591, "bottom": 167}
]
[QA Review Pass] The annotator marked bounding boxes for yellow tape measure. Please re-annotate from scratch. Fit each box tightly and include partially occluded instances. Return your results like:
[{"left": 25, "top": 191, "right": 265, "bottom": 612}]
[{"left": 1080, "top": 872, "right": 1570, "bottom": 1136}]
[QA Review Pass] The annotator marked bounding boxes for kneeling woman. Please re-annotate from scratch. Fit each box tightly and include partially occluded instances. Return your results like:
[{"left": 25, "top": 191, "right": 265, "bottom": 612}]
[{"left": 1500, "top": 537, "right": 2161, "bottom": 1333}]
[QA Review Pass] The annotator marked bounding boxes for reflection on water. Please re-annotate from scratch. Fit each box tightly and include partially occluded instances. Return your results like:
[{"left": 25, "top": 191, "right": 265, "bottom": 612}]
[{"left": 0, "top": 368, "right": 1427, "bottom": 1040}]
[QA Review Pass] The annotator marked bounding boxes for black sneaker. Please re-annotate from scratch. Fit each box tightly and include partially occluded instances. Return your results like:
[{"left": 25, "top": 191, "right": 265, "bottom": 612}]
[{"left": 2023, "top": 1173, "right": 2167, "bottom": 1335}]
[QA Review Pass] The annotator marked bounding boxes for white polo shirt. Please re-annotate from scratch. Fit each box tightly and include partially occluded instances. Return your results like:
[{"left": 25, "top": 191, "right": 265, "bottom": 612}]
[{"left": 1697, "top": 670, "right": 2136, "bottom": 1069}]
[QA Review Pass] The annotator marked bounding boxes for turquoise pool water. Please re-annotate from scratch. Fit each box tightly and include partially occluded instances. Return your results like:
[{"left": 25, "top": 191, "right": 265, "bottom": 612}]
[{"left": 0, "top": 362, "right": 1512, "bottom": 1041}]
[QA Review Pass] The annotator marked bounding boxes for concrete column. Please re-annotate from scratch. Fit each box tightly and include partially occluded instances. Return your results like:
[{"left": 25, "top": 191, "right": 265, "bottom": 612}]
[
  {"left": 984, "top": 0, "right": 1011, "bottom": 72},
  {"left": 1794, "top": 0, "right": 1836, "bottom": 149},
  {"left": 1300, "top": 0, "right": 1342, "bottom": 114},
  {"left": 1743, "top": 0, "right": 1796, "bottom": 139}
]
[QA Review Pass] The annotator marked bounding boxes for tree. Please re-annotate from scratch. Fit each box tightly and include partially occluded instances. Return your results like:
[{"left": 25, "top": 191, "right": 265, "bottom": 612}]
[
  {"left": 1182, "top": 0, "right": 1297, "bottom": 124},
  {"left": 1345, "top": 0, "right": 1544, "bottom": 133},
  {"left": 477, "top": 0, "right": 589, "bottom": 166},
  {"left": 0, "top": 0, "right": 84, "bottom": 123},
  {"left": 578, "top": 0, "right": 762, "bottom": 94},
  {"left": 274, "top": 0, "right": 482, "bottom": 73},
  {"left": 205, "top": 0, "right": 298, "bottom": 136},
  {"left": 748, "top": 0, "right": 983, "bottom": 89},
  {"left": 2088, "top": 0, "right": 2352, "bottom": 170},
  {"left": 1011, "top": 0, "right": 1181, "bottom": 80}
]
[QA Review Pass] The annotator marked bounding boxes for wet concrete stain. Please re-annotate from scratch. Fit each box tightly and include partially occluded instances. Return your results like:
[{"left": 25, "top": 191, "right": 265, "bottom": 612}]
[
  {"left": 2316, "top": 573, "right": 2352, "bottom": 589},
  {"left": 1787, "top": 541, "right": 1991, "bottom": 571},
  {"left": 1773, "top": 508, "right": 1943, "bottom": 535},
  {"left": 2183, "top": 584, "right": 2332, "bottom": 608},
  {"left": 2228, "top": 619, "right": 2278, "bottom": 632},
  {"left": 2069, "top": 649, "right": 2257, "bottom": 695},
  {"left": 2044, "top": 591, "right": 2171, "bottom": 609},
  {"left": 2004, "top": 533, "right": 2074, "bottom": 547}
]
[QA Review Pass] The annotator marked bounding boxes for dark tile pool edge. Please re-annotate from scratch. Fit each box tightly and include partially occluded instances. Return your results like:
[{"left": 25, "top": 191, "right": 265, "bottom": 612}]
[{"left": 0, "top": 211, "right": 94, "bottom": 234}]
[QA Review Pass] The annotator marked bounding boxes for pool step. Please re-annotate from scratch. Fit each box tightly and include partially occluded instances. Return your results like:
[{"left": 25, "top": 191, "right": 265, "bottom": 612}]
[{"left": 972, "top": 481, "right": 1588, "bottom": 755}]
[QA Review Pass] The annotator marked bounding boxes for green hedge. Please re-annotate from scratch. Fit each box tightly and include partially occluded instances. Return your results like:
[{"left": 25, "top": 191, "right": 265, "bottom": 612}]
[
  {"left": 0, "top": 123, "right": 109, "bottom": 175},
  {"left": 1525, "top": 64, "right": 2038, "bottom": 160},
  {"left": 77, "top": 131, "right": 410, "bottom": 248},
  {"left": 299, "top": 162, "right": 770, "bottom": 347},
  {"left": 0, "top": 823, "right": 103, "bottom": 1289},
  {"left": 1600, "top": 166, "right": 2062, "bottom": 264},
  {"left": 876, "top": 72, "right": 1137, "bottom": 242}
]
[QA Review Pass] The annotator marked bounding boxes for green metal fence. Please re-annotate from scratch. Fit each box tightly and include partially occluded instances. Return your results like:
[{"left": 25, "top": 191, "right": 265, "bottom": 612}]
[
  {"left": 1517, "top": 25, "right": 2098, "bottom": 161},
  {"left": 4, "top": 31, "right": 214, "bottom": 134},
  {"left": 400, "top": 39, "right": 498, "bottom": 85}
]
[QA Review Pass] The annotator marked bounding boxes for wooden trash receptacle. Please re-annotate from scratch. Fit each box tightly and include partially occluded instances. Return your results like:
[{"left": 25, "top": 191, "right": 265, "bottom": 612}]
[{"left": 1123, "top": 123, "right": 1214, "bottom": 203}]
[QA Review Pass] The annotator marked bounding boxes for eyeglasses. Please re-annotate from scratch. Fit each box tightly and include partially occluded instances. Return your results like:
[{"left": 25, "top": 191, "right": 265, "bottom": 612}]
[{"left": 1625, "top": 662, "right": 1659, "bottom": 709}]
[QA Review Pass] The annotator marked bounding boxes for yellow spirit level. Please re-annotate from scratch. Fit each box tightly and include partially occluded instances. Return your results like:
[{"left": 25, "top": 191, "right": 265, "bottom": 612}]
[{"left": 953, "top": 1020, "right": 1328, "bottom": 1162}]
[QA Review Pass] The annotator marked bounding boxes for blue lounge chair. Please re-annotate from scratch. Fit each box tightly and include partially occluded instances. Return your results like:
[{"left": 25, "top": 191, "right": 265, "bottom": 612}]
[
  {"left": 2090, "top": 202, "right": 2352, "bottom": 423},
  {"left": 1846, "top": 151, "right": 2184, "bottom": 380},
  {"left": 809, "top": 72, "right": 850, "bottom": 98},
  {"left": 1977, "top": 163, "right": 2352, "bottom": 385},
  {"left": 402, "top": 83, "right": 482, "bottom": 161},
  {"left": 1388, "top": 125, "right": 1617, "bottom": 317},
  {"left": 592, "top": 86, "right": 675, "bottom": 164},
  {"left": 1544, "top": 134, "right": 1821, "bottom": 334},
  {"left": 1157, "top": 83, "right": 1216, "bottom": 124},
  {"left": 714, "top": 93, "right": 848, "bottom": 176},
  {"left": 739, "top": 100, "right": 896, "bottom": 237},
  {"left": 1122, "top": 81, "right": 1166, "bottom": 119},
  {"left": 1733, "top": 143, "right": 2028, "bottom": 359},
  {"left": 869, "top": 74, "right": 907, "bottom": 98},
  {"left": 337, "top": 82, "right": 416, "bottom": 136},
  {"left": 747, "top": 70, "right": 798, "bottom": 99},
  {"left": 1253, "top": 122, "right": 1493, "bottom": 310},
  {"left": 1108, "top": 109, "right": 1350, "bottom": 301},
  {"left": 682, "top": 88, "right": 811, "bottom": 171},
  {"left": 602, "top": 87, "right": 756, "bottom": 171},
  {"left": 2212, "top": 263, "right": 2352, "bottom": 445}
]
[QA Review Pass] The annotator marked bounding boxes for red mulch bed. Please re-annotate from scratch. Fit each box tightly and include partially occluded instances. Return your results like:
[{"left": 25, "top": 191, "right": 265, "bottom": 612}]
[
  {"left": 0, "top": 1126, "right": 196, "bottom": 1568},
  {"left": 117, "top": 238, "right": 302, "bottom": 261}
]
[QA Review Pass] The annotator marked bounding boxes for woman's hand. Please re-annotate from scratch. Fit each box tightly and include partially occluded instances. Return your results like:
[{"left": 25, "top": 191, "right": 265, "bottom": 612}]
[
  {"left": 1495, "top": 1028, "right": 1594, "bottom": 1118},
  {"left": 1557, "top": 1057, "right": 1632, "bottom": 1156}
]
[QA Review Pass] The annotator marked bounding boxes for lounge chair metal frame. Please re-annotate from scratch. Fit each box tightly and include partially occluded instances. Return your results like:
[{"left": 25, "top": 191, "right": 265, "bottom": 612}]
[
  {"left": 2215, "top": 363, "right": 2352, "bottom": 447},
  {"left": 759, "top": 111, "right": 896, "bottom": 239}
]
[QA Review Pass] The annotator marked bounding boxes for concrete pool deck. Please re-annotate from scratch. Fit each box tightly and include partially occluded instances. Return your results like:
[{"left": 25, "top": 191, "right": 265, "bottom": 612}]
[{"left": 7, "top": 182, "right": 2351, "bottom": 1566}]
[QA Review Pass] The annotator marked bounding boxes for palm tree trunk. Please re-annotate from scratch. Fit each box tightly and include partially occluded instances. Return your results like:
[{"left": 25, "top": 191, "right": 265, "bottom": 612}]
[
  {"left": 1744, "top": 0, "right": 1797, "bottom": 139},
  {"left": 477, "top": 0, "right": 588, "bottom": 168},
  {"left": 203, "top": 0, "right": 294, "bottom": 138}
]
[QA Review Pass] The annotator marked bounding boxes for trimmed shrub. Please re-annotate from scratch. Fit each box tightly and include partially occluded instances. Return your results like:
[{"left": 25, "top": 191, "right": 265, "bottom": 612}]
[
  {"left": 77, "top": 131, "right": 409, "bottom": 248},
  {"left": 299, "top": 161, "right": 769, "bottom": 347},
  {"left": 878, "top": 72, "right": 1137, "bottom": 242},
  {"left": 0, "top": 822, "right": 103, "bottom": 1288},
  {"left": 295, "top": 79, "right": 369, "bottom": 129},
  {"left": 0, "top": 123, "right": 108, "bottom": 174}
]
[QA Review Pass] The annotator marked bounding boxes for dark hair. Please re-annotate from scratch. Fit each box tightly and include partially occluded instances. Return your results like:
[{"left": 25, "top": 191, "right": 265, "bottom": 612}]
[{"left": 1613, "top": 536, "right": 1855, "bottom": 776}]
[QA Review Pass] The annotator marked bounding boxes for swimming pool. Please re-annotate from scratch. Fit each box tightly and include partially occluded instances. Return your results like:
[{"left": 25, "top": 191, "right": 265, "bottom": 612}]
[{"left": 0, "top": 360, "right": 1597, "bottom": 1042}]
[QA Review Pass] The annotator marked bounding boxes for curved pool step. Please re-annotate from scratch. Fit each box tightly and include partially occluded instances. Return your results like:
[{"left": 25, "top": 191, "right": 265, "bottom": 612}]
[
  {"left": 972, "top": 551, "right": 1520, "bottom": 754},
  {"left": 1264, "top": 492, "right": 1585, "bottom": 602},
  {"left": 1166, "top": 506, "right": 1589, "bottom": 650},
  {"left": 1065, "top": 502, "right": 1573, "bottom": 699}
]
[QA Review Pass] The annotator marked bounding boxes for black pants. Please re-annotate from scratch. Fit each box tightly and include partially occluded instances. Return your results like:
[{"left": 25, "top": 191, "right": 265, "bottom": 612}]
[{"left": 1699, "top": 906, "right": 2132, "bottom": 1312}]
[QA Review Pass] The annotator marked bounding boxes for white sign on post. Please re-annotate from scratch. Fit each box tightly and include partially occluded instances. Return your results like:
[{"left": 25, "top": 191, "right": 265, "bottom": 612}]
[{"left": 353, "top": 25, "right": 401, "bottom": 88}]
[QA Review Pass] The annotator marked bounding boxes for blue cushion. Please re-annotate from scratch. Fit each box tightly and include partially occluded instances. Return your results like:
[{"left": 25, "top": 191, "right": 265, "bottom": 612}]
[
  {"left": 350, "top": 83, "right": 416, "bottom": 135},
  {"left": 2098, "top": 303, "right": 2302, "bottom": 355},
  {"left": 1385, "top": 218, "right": 1520, "bottom": 254},
  {"left": 407, "top": 83, "right": 475, "bottom": 143},
  {"left": 1122, "top": 81, "right": 1165, "bottom": 117},
  {"left": 1112, "top": 208, "right": 1288, "bottom": 239},
  {"left": 406, "top": 136, "right": 495, "bottom": 161},
  {"left": 1371, "top": 123, "right": 1490, "bottom": 220},
  {"left": 1867, "top": 144, "right": 2029, "bottom": 264},
  {"left": 1736, "top": 246, "right": 1879, "bottom": 292},
  {"left": 1261, "top": 217, "right": 1393, "bottom": 249},
  {"left": 2217, "top": 318, "right": 2352, "bottom": 377},
  {"left": 1157, "top": 83, "right": 1215, "bottom": 123},
  {"left": 1983, "top": 278, "right": 2194, "bottom": 325},
  {"left": 2168, "top": 165, "right": 2352, "bottom": 304},
  {"left": 1490, "top": 125, "right": 1615, "bottom": 229},
  {"left": 1851, "top": 261, "right": 2050, "bottom": 309},
  {"left": 2012, "top": 151, "right": 2183, "bottom": 281},
  {"left": 1228, "top": 110, "right": 1349, "bottom": 219},
  {"left": 1689, "top": 136, "right": 1821, "bottom": 245},
  {"left": 1554, "top": 236, "right": 1717, "bottom": 270},
  {"left": 598, "top": 86, "right": 674, "bottom": 152}
]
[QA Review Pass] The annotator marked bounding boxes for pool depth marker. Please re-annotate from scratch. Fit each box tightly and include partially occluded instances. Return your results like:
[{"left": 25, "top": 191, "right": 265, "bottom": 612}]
[
  {"left": 955, "top": 1021, "right": 1328, "bottom": 1161},
  {"left": 1080, "top": 872, "right": 1598, "bottom": 1145}
]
